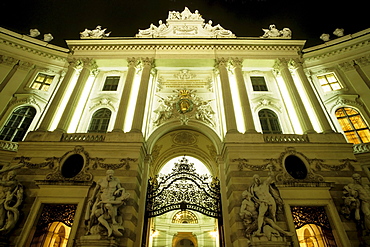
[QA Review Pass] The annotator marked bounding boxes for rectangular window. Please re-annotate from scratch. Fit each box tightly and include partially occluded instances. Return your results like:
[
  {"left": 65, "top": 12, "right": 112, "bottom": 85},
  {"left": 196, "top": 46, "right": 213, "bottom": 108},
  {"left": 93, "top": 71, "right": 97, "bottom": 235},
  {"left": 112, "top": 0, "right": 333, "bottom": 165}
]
[
  {"left": 31, "top": 73, "right": 54, "bottom": 91},
  {"left": 102, "top": 76, "right": 120, "bottom": 91},
  {"left": 251, "top": 76, "right": 268, "bottom": 91},
  {"left": 317, "top": 73, "right": 342, "bottom": 92}
]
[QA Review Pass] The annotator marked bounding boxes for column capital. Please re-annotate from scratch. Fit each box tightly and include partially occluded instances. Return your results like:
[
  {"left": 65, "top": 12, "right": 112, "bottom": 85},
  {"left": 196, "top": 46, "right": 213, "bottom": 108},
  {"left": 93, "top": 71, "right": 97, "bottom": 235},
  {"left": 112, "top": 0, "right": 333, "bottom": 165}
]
[
  {"left": 215, "top": 57, "right": 228, "bottom": 68},
  {"left": 229, "top": 57, "right": 243, "bottom": 69},
  {"left": 288, "top": 58, "right": 304, "bottom": 70},
  {"left": 127, "top": 57, "right": 138, "bottom": 67},
  {"left": 273, "top": 58, "right": 290, "bottom": 71},
  {"left": 355, "top": 55, "right": 370, "bottom": 67},
  {"left": 140, "top": 57, "right": 154, "bottom": 67}
]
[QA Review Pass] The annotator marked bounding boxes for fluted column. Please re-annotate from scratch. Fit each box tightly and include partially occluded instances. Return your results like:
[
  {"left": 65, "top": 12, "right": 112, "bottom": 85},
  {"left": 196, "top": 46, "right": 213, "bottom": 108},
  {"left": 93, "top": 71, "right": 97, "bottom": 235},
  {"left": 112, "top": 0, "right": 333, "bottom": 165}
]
[
  {"left": 215, "top": 58, "right": 238, "bottom": 133},
  {"left": 291, "top": 59, "right": 333, "bottom": 133},
  {"left": 275, "top": 58, "right": 316, "bottom": 134},
  {"left": 112, "top": 58, "right": 137, "bottom": 132},
  {"left": 38, "top": 59, "right": 78, "bottom": 131},
  {"left": 54, "top": 58, "right": 97, "bottom": 132},
  {"left": 130, "top": 58, "right": 153, "bottom": 133},
  {"left": 230, "top": 58, "right": 257, "bottom": 133}
]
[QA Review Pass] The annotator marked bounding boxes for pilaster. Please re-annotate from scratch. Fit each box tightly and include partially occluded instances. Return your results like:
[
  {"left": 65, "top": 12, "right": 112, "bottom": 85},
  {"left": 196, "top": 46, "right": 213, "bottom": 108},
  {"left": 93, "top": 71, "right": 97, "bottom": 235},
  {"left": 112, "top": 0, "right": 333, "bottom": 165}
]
[
  {"left": 37, "top": 58, "right": 78, "bottom": 131},
  {"left": 215, "top": 58, "right": 238, "bottom": 134},
  {"left": 274, "top": 58, "right": 315, "bottom": 134},
  {"left": 229, "top": 58, "right": 257, "bottom": 133},
  {"left": 131, "top": 58, "right": 154, "bottom": 133},
  {"left": 290, "top": 59, "right": 333, "bottom": 133},
  {"left": 112, "top": 58, "right": 138, "bottom": 132},
  {"left": 54, "top": 58, "right": 97, "bottom": 133}
]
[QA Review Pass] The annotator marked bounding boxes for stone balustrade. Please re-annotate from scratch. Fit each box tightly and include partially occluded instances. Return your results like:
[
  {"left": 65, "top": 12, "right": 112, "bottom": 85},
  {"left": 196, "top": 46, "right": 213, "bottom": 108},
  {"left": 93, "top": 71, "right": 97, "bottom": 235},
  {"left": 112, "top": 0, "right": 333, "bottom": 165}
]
[
  {"left": 61, "top": 133, "right": 106, "bottom": 142},
  {"left": 0, "top": 140, "right": 18, "bottom": 151},
  {"left": 353, "top": 143, "right": 370, "bottom": 154},
  {"left": 263, "top": 134, "right": 309, "bottom": 143}
]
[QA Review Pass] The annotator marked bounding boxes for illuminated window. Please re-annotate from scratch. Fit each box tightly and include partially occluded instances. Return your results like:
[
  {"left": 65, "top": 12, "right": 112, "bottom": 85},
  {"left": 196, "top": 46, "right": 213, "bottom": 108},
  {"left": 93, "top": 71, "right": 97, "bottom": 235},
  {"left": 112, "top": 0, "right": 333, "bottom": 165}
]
[
  {"left": 102, "top": 76, "right": 120, "bottom": 91},
  {"left": 251, "top": 76, "right": 268, "bottom": 91},
  {"left": 88, "top": 108, "right": 111, "bottom": 133},
  {"left": 317, "top": 73, "right": 342, "bottom": 92},
  {"left": 172, "top": 210, "right": 198, "bottom": 224},
  {"left": 258, "top": 109, "right": 282, "bottom": 134},
  {"left": 30, "top": 204, "right": 76, "bottom": 247},
  {"left": 291, "top": 206, "right": 337, "bottom": 247},
  {"left": 335, "top": 107, "right": 370, "bottom": 144},
  {"left": 0, "top": 106, "right": 36, "bottom": 142},
  {"left": 31, "top": 73, "right": 54, "bottom": 91}
]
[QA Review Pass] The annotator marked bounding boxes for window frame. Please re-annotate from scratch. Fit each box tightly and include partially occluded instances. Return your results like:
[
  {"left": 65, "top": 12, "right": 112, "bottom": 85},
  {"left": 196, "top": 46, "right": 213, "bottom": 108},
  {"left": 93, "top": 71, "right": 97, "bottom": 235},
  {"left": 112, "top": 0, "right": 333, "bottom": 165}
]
[
  {"left": 316, "top": 72, "right": 343, "bottom": 93},
  {"left": 250, "top": 76, "right": 268, "bottom": 92},
  {"left": 258, "top": 109, "right": 282, "bottom": 134},
  {"left": 335, "top": 107, "right": 370, "bottom": 144},
  {"left": 87, "top": 108, "right": 112, "bottom": 133},
  {"left": 102, "top": 75, "right": 120, "bottom": 91},
  {"left": 30, "top": 73, "right": 55, "bottom": 91},
  {"left": 0, "top": 106, "right": 36, "bottom": 142}
]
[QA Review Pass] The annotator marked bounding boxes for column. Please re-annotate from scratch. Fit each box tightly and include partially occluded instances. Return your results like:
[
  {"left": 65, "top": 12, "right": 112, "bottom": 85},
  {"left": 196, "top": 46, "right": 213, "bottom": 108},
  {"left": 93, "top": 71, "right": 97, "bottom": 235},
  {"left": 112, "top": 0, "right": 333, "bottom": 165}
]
[
  {"left": 0, "top": 60, "right": 19, "bottom": 92},
  {"left": 291, "top": 59, "right": 333, "bottom": 133},
  {"left": 230, "top": 58, "right": 257, "bottom": 133},
  {"left": 112, "top": 58, "right": 137, "bottom": 132},
  {"left": 37, "top": 59, "right": 77, "bottom": 131},
  {"left": 130, "top": 57, "right": 153, "bottom": 133},
  {"left": 275, "top": 58, "right": 316, "bottom": 134},
  {"left": 215, "top": 58, "right": 238, "bottom": 133},
  {"left": 54, "top": 58, "right": 97, "bottom": 133}
]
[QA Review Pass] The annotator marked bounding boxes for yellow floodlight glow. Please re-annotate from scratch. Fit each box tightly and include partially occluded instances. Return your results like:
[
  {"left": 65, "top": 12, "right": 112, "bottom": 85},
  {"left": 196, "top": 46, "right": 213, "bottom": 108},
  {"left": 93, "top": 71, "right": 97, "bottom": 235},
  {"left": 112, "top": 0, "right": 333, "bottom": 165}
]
[
  {"left": 124, "top": 72, "right": 141, "bottom": 132},
  {"left": 228, "top": 73, "right": 246, "bottom": 133}
]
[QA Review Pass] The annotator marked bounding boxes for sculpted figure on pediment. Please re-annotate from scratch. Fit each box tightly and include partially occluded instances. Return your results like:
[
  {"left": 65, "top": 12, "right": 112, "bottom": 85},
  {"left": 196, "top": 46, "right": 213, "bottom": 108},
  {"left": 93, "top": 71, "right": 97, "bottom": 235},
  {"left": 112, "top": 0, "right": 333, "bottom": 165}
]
[
  {"left": 80, "top": 26, "right": 111, "bottom": 39},
  {"left": 261, "top": 24, "right": 292, "bottom": 39}
]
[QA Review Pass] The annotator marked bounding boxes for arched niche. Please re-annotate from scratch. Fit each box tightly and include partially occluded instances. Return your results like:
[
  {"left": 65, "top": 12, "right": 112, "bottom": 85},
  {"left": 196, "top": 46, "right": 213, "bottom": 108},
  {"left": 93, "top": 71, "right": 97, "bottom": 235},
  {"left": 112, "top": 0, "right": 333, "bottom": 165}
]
[{"left": 148, "top": 127, "right": 221, "bottom": 177}]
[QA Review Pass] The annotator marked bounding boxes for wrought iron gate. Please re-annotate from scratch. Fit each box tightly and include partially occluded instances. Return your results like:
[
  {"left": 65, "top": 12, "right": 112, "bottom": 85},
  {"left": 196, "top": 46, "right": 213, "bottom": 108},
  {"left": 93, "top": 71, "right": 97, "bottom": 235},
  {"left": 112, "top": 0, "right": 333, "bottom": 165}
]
[{"left": 146, "top": 156, "right": 221, "bottom": 218}]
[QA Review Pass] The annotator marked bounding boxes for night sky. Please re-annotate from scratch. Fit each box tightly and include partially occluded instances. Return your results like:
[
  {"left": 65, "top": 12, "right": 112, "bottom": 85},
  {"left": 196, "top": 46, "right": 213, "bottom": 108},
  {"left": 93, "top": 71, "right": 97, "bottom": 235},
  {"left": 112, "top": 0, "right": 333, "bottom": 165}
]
[{"left": 0, "top": 0, "right": 368, "bottom": 49}]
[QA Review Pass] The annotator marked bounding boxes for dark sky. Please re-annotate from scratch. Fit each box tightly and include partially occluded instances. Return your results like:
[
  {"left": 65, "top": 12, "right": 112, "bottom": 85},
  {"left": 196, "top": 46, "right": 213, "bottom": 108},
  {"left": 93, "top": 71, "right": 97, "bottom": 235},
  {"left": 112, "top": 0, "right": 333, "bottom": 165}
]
[{"left": 0, "top": 0, "right": 368, "bottom": 49}]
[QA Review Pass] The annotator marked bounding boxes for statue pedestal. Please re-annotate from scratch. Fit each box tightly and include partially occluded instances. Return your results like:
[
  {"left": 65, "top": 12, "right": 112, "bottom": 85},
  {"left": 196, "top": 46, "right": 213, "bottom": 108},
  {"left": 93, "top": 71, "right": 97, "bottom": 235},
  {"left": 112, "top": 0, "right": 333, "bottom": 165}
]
[
  {"left": 250, "top": 236, "right": 290, "bottom": 247},
  {"left": 0, "top": 236, "right": 9, "bottom": 247},
  {"left": 77, "top": 235, "right": 119, "bottom": 247}
]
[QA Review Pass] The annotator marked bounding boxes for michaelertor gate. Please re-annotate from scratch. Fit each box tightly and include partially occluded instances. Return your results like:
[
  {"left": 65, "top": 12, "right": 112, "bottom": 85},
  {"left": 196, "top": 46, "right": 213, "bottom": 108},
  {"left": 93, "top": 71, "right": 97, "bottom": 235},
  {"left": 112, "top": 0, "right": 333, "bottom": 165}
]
[{"left": 144, "top": 156, "right": 223, "bottom": 246}]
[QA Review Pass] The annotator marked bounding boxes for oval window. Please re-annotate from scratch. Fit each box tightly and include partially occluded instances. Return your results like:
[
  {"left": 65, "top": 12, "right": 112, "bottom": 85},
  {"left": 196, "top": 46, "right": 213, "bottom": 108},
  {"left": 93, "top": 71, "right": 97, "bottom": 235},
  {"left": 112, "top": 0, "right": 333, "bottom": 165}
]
[
  {"left": 61, "top": 154, "right": 84, "bottom": 178},
  {"left": 284, "top": 155, "right": 307, "bottom": 179}
]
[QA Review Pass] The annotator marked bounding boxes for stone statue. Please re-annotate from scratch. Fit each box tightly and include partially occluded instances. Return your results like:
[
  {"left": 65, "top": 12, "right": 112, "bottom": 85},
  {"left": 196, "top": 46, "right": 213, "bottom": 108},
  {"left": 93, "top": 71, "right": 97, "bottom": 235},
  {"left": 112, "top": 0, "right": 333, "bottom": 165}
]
[
  {"left": 80, "top": 26, "right": 111, "bottom": 39},
  {"left": 261, "top": 24, "right": 292, "bottom": 39},
  {"left": 0, "top": 171, "right": 23, "bottom": 235},
  {"left": 342, "top": 173, "right": 370, "bottom": 233},
  {"left": 29, "top": 29, "right": 40, "bottom": 37},
  {"left": 320, "top": 33, "right": 330, "bottom": 42},
  {"left": 333, "top": 28, "right": 344, "bottom": 37},
  {"left": 43, "top": 33, "right": 53, "bottom": 42},
  {"left": 239, "top": 165, "right": 292, "bottom": 242},
  {"left": 85, "top": 170, "right": 130, "bottom": 237}
]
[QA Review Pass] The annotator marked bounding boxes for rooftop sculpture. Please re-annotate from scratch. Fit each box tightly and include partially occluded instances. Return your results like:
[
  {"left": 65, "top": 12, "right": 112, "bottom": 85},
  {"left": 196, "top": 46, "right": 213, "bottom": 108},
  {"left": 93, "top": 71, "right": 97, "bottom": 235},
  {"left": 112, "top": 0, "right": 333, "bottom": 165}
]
[
  {"left": 80, "top": 26, "right": 111, "bottom": 39},
  {"left": 136, "top": 7, "right": 235, "bottom": 38},
  {"left": 261, "top": 24, "right": 292, "bottom": 39}
]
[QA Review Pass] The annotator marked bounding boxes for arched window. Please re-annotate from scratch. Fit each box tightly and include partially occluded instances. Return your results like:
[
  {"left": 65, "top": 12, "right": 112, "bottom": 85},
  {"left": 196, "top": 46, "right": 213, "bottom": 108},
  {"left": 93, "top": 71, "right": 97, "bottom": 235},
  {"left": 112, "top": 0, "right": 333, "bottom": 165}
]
[
  {"left": 0, "top": 106, "right": 36, "bottom": 142},
  {"left": 335, "top": 107, "right": 370, "bottom": 144},
  {"left": 258, "top": 109, "right": 282, "bottom": 134},
  {"left": 87, "top": 108, "right": 111, "bottom": 133}
]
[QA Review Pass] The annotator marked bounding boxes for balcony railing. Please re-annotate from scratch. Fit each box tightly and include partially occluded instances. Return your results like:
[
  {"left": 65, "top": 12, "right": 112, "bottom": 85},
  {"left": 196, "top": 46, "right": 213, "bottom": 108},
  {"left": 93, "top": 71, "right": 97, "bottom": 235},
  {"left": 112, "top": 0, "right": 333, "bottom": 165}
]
[
  {"left": 61, "top": 133, "right": 106, "bottom": 142},
  {"left": 0, "top": 140, "right": 19, "bottom": 152},
  {"left": 264, "top": 134, "right": 309, "bottom": 143},
  {"left": 353, "top": 143, "right": 370, "bottom": 154}
]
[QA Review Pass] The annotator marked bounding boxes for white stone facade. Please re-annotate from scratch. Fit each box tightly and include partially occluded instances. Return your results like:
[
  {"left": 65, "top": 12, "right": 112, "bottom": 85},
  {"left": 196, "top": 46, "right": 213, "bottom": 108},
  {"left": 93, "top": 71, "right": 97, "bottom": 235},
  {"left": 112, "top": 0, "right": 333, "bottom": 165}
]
[{"left": 0, "top": 8, "right": 370, "bottom": 247}]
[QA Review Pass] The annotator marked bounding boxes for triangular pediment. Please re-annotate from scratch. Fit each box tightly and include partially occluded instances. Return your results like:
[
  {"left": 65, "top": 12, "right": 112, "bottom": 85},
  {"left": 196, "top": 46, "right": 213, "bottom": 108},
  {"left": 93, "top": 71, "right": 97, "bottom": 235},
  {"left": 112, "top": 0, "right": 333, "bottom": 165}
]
[{"left": 136, "top": 7, "right": 235, "bottom": 38}]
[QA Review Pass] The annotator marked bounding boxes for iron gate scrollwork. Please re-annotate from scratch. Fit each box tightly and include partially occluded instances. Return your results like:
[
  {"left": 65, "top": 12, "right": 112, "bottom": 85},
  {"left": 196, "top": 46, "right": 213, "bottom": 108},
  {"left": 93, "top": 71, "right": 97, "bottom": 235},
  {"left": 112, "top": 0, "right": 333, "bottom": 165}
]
[{"left": 146, "top": 156, "right": 221, "bottom": 218}]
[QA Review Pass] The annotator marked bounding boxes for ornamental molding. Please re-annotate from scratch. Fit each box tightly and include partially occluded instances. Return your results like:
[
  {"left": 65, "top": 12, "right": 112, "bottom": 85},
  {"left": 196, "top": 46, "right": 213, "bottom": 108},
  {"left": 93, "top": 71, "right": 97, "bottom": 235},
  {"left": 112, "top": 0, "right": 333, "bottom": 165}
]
[
  {"left": 0, "top": 38, "right": 67, "bottom": 62},
  {"left": 69, "top": 44, "right": 302, "bottom": 52},
  {"left": 136, "top": 7, "right": 235, "bottom": 38},
  {"left": 303, "top": 39, "right": 370, "bottom": 63}
]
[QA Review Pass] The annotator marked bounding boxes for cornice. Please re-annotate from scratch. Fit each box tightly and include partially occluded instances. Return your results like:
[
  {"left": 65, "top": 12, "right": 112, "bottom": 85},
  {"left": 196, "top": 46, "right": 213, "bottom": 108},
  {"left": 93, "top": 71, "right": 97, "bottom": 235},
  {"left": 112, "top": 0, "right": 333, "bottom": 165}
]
[
  {"left": 69, "top": 43, "right": 302, "bottom": 53},
  {"left": 0, "top": 32, "right": 69, "bottom": 63},
  {"left": 303, "top": 33, "right": 370, "bottom": 63}
]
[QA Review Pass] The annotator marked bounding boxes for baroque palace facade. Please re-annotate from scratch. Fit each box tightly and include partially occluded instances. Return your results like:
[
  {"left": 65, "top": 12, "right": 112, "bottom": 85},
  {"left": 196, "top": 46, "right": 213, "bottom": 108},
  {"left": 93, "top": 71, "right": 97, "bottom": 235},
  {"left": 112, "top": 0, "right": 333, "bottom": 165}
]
[{"left": 1, "top": 7, "right": 370, "bottom": 247}]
